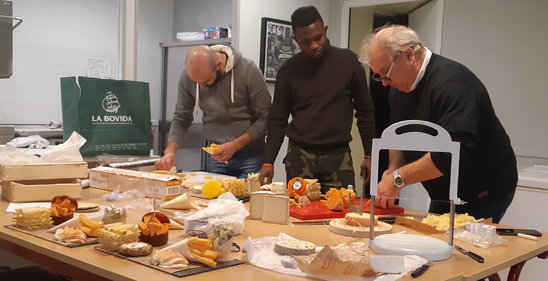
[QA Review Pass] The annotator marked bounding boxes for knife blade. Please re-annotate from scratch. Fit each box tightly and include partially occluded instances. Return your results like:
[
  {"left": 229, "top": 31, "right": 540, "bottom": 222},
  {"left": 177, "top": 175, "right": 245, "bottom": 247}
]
[
  {"left": 411, "top": 261, "right": 432, "bottom": 278},
  {"left": 292, "top": 220, "right": 332, "bottom": 225},
  {"left": 454, "top": 245, "right": 484, "bottom": 263}
]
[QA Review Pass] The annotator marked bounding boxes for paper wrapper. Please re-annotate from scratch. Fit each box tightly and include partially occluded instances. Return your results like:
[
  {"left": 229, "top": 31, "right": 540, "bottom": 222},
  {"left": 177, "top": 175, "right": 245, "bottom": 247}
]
[
  {"left": 244, "top": 233, "right": 428, "bottom": 281},
  {"left": 0, "top": 131, "right": 86, "bottom": 164},
  {"left": 293, "top": 246, "right": 377, "bottom": 278},
  {"left": 161, "top": 193, "right": 201, "bottom": 210},
  {"left": 161, "top": 237, "right": 199, "bottom": 263},
  {"left": 216, "top": 237, "right": 234, "bottom": 262},
  {"left": 169, "top": 218, "right": 184, "bottom": 230}
]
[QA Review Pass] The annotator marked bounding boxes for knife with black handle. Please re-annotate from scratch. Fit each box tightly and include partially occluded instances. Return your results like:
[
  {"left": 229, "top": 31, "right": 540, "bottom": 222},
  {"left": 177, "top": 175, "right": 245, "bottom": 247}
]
[
  {"left": 411, "top": 262, "right": 432, "bottom": 278},
  {"left": 455, "top": 245, "right": 484, "bottom": 263}
]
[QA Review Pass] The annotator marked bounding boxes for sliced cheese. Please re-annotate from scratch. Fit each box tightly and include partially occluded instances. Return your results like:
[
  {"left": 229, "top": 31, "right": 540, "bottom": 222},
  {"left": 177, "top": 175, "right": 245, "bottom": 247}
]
[
  {"left": 369, "top": 255, "right": 405, "bottom": 274},
  {"left": 261, "top": 194, "right": 289, "bottom": 224}
]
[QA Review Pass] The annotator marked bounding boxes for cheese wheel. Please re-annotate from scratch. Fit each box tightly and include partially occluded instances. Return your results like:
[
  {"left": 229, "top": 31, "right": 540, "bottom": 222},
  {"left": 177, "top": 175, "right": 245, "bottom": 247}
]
[
  {"left": 274, "top": 239, "right": 316, "bottom": 256},
  {"left": 119, "top": 242, "right": 153, "bottom": 257}
]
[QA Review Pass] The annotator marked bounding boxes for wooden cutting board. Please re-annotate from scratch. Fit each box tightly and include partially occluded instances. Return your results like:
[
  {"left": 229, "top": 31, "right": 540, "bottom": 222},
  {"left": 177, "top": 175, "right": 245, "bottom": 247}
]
[
  {"left": 328, "top": 219, "right": 393, "bottom": 238},
  {"left": 289, "top": 200, "right": 404, "bottom": 220}
]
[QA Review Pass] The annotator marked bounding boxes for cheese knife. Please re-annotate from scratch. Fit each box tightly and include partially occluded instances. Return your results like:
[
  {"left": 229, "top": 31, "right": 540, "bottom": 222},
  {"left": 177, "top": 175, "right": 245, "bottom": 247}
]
[
  {"left": 292, "top": 220, "right": 332, "bottom": 225},
  {"left": 454, "top": 245, "right": 484, "bottom": 263},
  {"left": 411, "top": 261, "right": 432, "bottom": 278}
]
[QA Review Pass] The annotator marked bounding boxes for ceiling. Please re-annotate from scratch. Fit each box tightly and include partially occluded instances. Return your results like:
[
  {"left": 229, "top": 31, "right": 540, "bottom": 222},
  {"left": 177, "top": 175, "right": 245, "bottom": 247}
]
[{"left": 353, "top": 0, "right": 432, "bottom": 17}]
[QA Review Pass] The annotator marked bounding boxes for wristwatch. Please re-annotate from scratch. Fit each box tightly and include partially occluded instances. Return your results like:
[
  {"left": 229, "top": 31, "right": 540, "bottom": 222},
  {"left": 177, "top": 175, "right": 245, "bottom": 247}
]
[{"left": 393, "top": 169, "right": 406, "bottom": 188}]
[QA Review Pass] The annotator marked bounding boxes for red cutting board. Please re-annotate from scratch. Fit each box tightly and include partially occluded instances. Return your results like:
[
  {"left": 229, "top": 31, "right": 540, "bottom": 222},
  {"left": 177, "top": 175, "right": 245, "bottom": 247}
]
[{"left": 290, "top": 200, "right": 404, "bottom": 220}]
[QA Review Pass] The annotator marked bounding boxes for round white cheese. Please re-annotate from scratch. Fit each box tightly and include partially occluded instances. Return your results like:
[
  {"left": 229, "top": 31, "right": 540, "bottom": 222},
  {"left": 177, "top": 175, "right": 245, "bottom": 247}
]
[{"left": 274, "top": 239, "right": 316, "bottom": 256}]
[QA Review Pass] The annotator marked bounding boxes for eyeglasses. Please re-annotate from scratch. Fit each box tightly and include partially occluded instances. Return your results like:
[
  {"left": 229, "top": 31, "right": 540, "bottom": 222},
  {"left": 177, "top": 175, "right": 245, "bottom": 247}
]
[{"left": 372, "top": 54, "right": 400, "bottom": 83}]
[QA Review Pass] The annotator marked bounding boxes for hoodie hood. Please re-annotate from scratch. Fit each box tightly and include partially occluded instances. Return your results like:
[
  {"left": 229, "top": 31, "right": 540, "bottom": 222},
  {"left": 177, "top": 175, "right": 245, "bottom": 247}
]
[{"left": 210, "top": 44, "right": 240, "bottom": 72}]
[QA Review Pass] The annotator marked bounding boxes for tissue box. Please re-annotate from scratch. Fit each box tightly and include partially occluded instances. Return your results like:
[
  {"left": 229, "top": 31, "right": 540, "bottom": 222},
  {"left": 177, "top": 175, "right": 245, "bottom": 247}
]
[
  {"left": 2, "top": 179, "right": 82, "bottom": 202},
  {"left": 203, "top": 27, "right": 228, "bottom": 39},
  {"left": 88, "top": 166, "right": 182, "bottom": 199}
]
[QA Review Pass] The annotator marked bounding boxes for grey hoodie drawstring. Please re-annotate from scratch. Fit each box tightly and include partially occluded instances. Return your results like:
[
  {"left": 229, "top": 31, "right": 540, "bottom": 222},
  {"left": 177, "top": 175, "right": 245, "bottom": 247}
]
[
  {"left": 195, "top": 82, "right": 200, "bottom": 110},
  {"left": 231, "top": 69, "right": 234, "bottom": 104}
]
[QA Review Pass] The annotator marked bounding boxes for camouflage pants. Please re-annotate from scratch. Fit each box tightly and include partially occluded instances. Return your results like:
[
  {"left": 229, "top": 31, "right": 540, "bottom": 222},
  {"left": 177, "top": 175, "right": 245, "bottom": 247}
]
[{"left": 285, "top": 143, "right": 355, "bottom": 193}]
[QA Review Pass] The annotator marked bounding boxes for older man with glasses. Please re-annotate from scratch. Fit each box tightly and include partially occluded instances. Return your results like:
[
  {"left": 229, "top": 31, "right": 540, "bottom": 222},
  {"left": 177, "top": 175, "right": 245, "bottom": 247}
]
[{"left": 360, "top": 25, "right": 517, "bottom": 223}]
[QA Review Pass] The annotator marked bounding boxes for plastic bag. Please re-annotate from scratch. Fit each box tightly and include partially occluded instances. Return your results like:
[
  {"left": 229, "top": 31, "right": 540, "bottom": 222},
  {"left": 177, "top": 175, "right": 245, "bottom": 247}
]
[
  {"left": 453, "top": 228, "right": 507, "bottom": 248},
  {"left": 182, "top": 192, "right": 249, "bottom": 235}
]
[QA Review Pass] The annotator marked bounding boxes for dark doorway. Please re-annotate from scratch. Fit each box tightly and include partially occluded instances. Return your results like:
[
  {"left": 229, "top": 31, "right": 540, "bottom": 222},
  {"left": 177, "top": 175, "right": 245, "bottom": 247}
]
[{"left": 368, "top": 15, "right": 408, "bottom": 191}]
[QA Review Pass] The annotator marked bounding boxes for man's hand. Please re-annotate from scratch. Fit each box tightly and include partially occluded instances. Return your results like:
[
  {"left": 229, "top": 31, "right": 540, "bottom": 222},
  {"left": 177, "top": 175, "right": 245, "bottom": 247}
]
[
  {"left": 211, "top": 141, "right": 239, "bottom": 163},
  {"left": 374, "top": 169, "right": 401, "bottom": 209},
  {"left": 259, "top": 165, "right": 274, "bottom": 185},
  {"left": 360, "top": 157, "right": 372, "bottom": 183},
  {"left": 155, "top": 152, "right": 176, "bottom": 170},
  {"left": 155, "top": 142, "right": 178, "bottom": 170}
]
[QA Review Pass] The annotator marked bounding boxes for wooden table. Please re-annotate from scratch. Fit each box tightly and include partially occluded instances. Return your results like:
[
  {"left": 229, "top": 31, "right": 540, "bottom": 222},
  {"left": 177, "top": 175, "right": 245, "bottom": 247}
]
[{"left": 1, "top": 188, "right": 546, "bottom": 281}]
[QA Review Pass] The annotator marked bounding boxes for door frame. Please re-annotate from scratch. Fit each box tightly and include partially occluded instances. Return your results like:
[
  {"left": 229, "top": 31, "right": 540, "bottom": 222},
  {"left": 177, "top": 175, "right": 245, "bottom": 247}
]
[{"left": 339, "top": 0, "right": 444, "bottom": 51}]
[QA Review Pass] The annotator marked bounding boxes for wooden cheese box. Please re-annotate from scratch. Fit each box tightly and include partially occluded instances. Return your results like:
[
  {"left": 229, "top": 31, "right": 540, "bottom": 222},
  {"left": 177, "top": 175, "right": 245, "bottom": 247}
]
[
  {"left": 0, "top": 162, "right": 87, "bottom": 202},
  {"left": 89, "top": 166, "right": 182, "bottom": 200},
  {"left": 2, "top": 179, "right": 82, "bottom": 202},
  {"left": 0, "top": 162, "right": 88, "bottom": 181}
]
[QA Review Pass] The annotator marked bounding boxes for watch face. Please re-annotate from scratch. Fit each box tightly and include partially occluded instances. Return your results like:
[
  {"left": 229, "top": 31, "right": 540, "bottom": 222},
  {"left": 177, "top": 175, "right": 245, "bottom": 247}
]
[{"left": 395, "top": 177, "right": 405, "bottom": 187}]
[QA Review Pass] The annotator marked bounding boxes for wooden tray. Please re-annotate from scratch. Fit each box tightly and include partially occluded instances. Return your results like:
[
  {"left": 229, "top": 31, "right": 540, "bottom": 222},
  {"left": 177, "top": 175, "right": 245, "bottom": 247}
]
[
  {"left": 328, "top": 219, "right": 392, "bottom": 238},
  {"left": 95, "top": 246, "right": 244, "bottom": 277},
  {"left": 5, "top": 224, "right": 98, "bottom": 248},
  {"left": 2, "top": 179, "right": 82, "bottom": 202}
]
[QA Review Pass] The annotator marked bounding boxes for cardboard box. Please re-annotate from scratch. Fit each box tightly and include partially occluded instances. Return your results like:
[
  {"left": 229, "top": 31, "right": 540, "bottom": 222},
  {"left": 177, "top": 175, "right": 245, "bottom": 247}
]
[
  {"left": 89, "top": 167, "right": 182, "bottom": 199},
  {"left": 0, "top": 162, "right": 88, "bottom": 181},
  {"left": 0, "top": 135, "right": 13, "bottom": 144},
  {"left": 2, "top": 179, "right": 82, "bottom": 202}
]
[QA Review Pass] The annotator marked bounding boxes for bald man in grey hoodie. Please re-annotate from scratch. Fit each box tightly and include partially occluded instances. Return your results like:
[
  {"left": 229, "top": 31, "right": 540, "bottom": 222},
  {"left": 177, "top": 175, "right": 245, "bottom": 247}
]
[{"left": 156, "top": 45, "right": 271, "bottom": 178}]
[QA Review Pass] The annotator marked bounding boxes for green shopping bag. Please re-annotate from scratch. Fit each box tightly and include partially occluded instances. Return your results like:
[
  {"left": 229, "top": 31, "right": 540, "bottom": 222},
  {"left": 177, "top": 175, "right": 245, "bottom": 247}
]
[{"left": 60, "top": 76, "right": 151, "bottom": 157}]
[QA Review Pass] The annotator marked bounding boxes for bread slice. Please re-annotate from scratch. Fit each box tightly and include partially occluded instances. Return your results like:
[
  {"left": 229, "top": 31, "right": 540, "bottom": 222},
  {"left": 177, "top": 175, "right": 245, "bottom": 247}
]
[
  {"left": 274, "top": 239, "right": 316, "bottom": 256},
  {"left": 344, "top": 212, "right": 378, "bottom": 227}
]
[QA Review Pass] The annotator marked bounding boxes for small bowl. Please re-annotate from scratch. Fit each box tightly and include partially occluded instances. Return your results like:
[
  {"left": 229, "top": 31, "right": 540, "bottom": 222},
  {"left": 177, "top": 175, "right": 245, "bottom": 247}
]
[
  {"left": 51, "top": 213, "right": 74, "bottom": 225},
  {"left": 139, "top": 232, "right": 168, "bottom": 246}
]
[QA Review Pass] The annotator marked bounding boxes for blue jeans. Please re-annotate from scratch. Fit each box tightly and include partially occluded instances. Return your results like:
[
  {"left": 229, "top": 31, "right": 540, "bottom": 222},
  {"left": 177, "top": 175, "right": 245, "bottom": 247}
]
[{"left": 205, "top": 148, "right": 263, "bottom": 179}]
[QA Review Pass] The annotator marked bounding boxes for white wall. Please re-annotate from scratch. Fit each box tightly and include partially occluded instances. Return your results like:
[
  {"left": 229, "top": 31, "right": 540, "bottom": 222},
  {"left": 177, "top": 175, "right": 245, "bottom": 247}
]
[
  {"left": 173, "top": 0, "right": 233, "bottom": 40},
  {"left": 441, "top": 0, "right": 548, "bottom": 161},
  {"left": 236, "top": 0, "right": 333, "bottom": 182},
  {"left": 137, "top": 0, "right": 174, "bottom": 121},
  {"left": 0, "top": 0, "right": 119, "bottom": 124}
]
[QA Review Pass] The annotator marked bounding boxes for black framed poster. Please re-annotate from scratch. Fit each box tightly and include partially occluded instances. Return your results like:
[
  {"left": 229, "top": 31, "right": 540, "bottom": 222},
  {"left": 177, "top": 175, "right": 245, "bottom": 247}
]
[{"left": 259, "top": 17, "right": 300, "bottom": 82}]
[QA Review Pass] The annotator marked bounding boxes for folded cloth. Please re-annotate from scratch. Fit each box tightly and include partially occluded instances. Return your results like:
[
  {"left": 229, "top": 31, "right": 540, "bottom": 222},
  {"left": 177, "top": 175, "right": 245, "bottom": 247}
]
[{"left": 7, "top": 135, "right": 50, "bottom": 149}]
